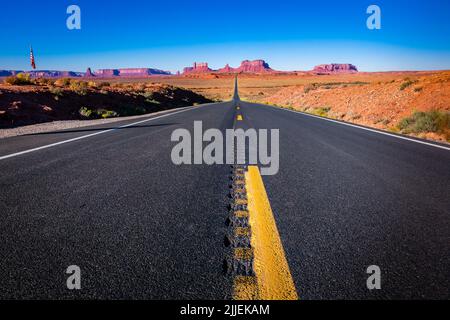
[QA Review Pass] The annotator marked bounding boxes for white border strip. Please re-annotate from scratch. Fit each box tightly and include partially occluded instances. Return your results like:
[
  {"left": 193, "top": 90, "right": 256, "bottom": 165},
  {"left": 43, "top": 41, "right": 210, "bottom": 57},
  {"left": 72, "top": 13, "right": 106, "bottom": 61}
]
[
  {"left": 271, "top": 105, "right": 450, "bottom": 151},
  {"left": 0, "top": 103, "right": 218, "bottom": 161}
]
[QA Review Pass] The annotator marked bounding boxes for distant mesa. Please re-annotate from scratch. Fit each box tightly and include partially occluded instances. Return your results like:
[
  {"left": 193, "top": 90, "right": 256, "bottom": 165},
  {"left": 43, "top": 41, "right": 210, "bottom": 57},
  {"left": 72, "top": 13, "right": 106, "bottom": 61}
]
[
  {"left": 0, "top": 70, "right": 82, "bottom": 77},
  {"left": 312, "top": 64, "right": 358, "bottom": 74},
  {"left": 234, "top": 59, "right": 273, "bottom": 73},
  {"left": 0, "top": 70, "right": 22, "bottom": 77},
  {"left": 0, "top": 62, "right": 360, "bottom": 79},
  {"left": 183, "top": 62, "right": 212, "bottom": 74},
  {"left": 29, "top": 70, "right": 83, "bottom": 77},
  {"left": 0, "top": 68, "right": 171, "bottom": 78},
  {"left": 183, "top": 59, "right": 274, "bottom": 74},
  {"left": 94, "top": 68, "right": 171, "bottom": 77}
]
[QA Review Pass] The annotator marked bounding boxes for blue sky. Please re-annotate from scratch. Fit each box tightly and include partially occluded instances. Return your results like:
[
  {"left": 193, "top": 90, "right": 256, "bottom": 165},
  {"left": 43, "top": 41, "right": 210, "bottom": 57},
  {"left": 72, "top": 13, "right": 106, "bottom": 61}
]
[{"left": 1, "top": 0, "right": 449, "bottom": 72}]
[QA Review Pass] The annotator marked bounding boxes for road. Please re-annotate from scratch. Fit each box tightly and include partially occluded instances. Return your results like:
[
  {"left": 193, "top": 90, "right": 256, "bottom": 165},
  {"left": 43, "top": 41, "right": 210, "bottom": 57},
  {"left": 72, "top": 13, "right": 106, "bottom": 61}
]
[{"left": 0, "top": 82, "right": 449, "bottom": 299}]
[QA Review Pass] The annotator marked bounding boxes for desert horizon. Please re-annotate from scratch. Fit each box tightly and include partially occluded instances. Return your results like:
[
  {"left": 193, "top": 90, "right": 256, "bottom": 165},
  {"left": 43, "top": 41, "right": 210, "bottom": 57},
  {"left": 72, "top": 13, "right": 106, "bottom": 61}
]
[{"left": 2, "top": 66, "right": 449, "bottom": 143}]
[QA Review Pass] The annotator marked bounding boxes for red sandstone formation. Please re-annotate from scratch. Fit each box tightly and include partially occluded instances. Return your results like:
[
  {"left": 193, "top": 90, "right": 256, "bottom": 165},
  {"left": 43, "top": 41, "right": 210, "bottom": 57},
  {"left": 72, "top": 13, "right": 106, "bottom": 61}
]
[
  {"left": 234, "top": 60, "right": 273, "bottom": 73},
  {"left": 183, "top": 62, "right": 212, "bottom": 74},
  {"left": 85, "top": 68, "right": 94, "bottom": 77},
  {"left": 312, "top": 64, "right": 358, "bottom": 74},
  {"left": 183, "top": 60, "right": 274, "bottom": 74},
  {"left": 217, "top": 64, "right": 234, "bottom": 73}
]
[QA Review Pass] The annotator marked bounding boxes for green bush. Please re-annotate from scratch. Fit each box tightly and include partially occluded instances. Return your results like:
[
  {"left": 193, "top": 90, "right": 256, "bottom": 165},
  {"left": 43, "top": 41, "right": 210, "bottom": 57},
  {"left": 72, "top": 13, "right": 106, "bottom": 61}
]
[
  {"left": 400, "top": 79, "right": 418, "bottom": 91},
  {"left": 79, "top": 107, "right": 94, "bottom": 118},
  {"left": 98, "top": 82, "right": 110, "bottom": 88},
  {"left": 4, "top": 73, "right": 33, "bottom": 85},
  {"left": 36, "top": 78, "right": 55, "bottom": 86},
  {"left": 97, "top": 109, "right": 118, "bottom": 118},
  {"left": 54, "top": 78, "right": 72, "bottom": 87},
  {"left": 398, "top": 111, "right": 449, "bottom": 133},
  {"left": 79, "top": 107, "right": 118, "bottom": 119},
  {"left": 69, "top": 80, "right": 88, "bottom": 95},
  {"left": 49, "top": 87, "right": 64, "bottom": 96},
  {"left": 311, "top": 107, "right": 331, "bottom": 117}
]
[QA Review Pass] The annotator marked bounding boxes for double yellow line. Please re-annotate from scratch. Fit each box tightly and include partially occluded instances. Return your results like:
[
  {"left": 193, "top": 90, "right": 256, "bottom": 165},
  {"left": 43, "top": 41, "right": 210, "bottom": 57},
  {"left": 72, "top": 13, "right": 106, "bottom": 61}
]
[{"left": 233, "top": 166, "right": 298, "bottom": 300}]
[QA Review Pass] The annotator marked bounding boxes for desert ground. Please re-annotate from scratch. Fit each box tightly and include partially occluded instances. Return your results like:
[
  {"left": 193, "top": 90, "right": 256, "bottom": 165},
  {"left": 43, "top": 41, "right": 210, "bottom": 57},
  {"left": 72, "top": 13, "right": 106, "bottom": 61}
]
[
  {"left": 1, "top": 71, "right": 449, "bottom": 142},
  {"left": 152, "top": 71, "right": 450, "bottom": 142}
]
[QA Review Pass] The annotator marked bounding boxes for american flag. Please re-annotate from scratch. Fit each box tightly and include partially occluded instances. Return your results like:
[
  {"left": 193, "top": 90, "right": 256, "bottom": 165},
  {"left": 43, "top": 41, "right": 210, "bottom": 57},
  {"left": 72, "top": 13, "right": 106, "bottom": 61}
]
[{"left": 30, "top": 46, "right": 36, "bottom": 70}]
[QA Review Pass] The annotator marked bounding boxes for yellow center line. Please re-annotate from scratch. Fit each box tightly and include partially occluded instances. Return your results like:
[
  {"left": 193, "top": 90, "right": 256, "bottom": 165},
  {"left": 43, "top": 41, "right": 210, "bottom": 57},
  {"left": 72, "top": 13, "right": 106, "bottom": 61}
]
[
  {"left": 233, "top": 166, "right": 299, "bottom": 300},
  {"left": 237, "top": 115, "right": 243, "bottom": 121}
]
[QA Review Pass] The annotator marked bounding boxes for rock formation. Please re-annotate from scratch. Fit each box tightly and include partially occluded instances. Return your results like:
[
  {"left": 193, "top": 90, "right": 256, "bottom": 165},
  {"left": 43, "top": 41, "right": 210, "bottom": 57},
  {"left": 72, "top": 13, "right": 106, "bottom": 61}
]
[
  {"left": 85, "top": 67, "right": 95, "bottom": 77},
  {"left": 94, "top": 68, "right": 171, "bottom": 77},
  {"left": 183, "top": 62, "right": 212, "bottom": 74},
  {"left": 233, "top": 60, "right": 272, "bottom": 73},
  {"left": 0, "top": 70, "right": 82, "bottom": 77},
  {"left": 312, "top": 64, "right": 358, "bottom": 74},
  {"left": 183, "top": 60, "right": 273, "bottom": 74},
  {"left": 0, "top": 70, "right": 22, "bottom": 77}
]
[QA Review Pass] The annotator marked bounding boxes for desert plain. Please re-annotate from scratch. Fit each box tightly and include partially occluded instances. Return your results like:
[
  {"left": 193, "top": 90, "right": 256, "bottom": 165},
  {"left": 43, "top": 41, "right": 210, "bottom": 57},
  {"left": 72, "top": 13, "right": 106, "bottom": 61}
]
[{"left": 1, "top": 70, "right": 449, "bottom": 142}]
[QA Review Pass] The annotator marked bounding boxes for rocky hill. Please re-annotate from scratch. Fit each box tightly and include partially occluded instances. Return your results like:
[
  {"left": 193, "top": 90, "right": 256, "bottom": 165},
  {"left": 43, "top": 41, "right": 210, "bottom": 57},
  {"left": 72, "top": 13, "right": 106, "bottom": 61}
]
[
  {"left": 183, "top": 60, "right": 274, "bottom": 74},
  {"left": 313, "top": 64, "right": 358, "bottom": 74},
  {"left": 0, "top": 80, "right": 210, "bottom": 128}
]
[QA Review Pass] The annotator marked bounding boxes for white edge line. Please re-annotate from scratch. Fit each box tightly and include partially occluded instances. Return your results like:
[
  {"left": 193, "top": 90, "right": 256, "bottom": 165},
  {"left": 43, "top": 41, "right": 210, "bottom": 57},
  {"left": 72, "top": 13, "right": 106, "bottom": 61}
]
[
  {"left": 267, "top": 104, "right": 450, "bottom": 152},
  {"left": 0, "top": 102, "right": 219, "bottom": 161}
]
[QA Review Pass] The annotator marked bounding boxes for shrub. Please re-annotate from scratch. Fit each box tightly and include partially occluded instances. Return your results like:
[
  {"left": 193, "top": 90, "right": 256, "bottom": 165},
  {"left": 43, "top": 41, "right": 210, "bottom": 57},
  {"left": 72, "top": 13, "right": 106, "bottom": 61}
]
[
  {"left": 35, "top": 78, "right": 55, "bottom": 86},
  {"left": 69, "top": 80, "right": 88, "bottom": 95},
  {"left": 311, "top": 106, "right": 331, "bottom": 117},
  {"left": 147, "top": 99, "right": 161, "bottom": 105},
  {"left": 54, "top": 78, "right": 72, "bottom": 87},
  {"left": 414, "top": 86, "right": 423, "bottom": 92},
  {"left": 400, "top": 79, "right": 418, "bottom": 91},
  {"left": 97, "top": 109, "right": 118, "bottom": 118},
  {"left": 398, "top": 111, "right": 449, "bottom": 133},
  {"left": 142, "top": 91, "right": 154, "bottom": 99},
  {"left": 4, "top": 73, "right": 33, "bottom": 85},
  {"left": 49, "top": 87, "right": 64, "bottom": 97},
  {"left": 97, "top": 82, "right": 110, "bottom": 88},
  {"left": 79, "top": 107, "right": 94, "bottom": 118}
]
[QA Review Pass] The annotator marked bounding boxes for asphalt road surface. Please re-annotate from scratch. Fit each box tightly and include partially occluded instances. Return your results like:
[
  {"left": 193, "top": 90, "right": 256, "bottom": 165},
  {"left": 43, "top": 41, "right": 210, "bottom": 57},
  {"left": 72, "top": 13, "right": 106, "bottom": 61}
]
[{"left": 0, "top": 91, "right": 449, "bottom": 299}]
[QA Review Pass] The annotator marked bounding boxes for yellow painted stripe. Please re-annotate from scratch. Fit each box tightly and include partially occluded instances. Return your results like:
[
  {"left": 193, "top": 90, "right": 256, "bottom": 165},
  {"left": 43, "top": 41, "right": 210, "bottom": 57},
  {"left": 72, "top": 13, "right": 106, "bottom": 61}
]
[
  {"left": 233, "top": 166, "right": 298, "bottom": 300},
  {"left": 233, "top": 276, "right": 258, "bottom": 300},
  {"left": 237, "top": 115, "right": 243, "bottom": 121}
]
